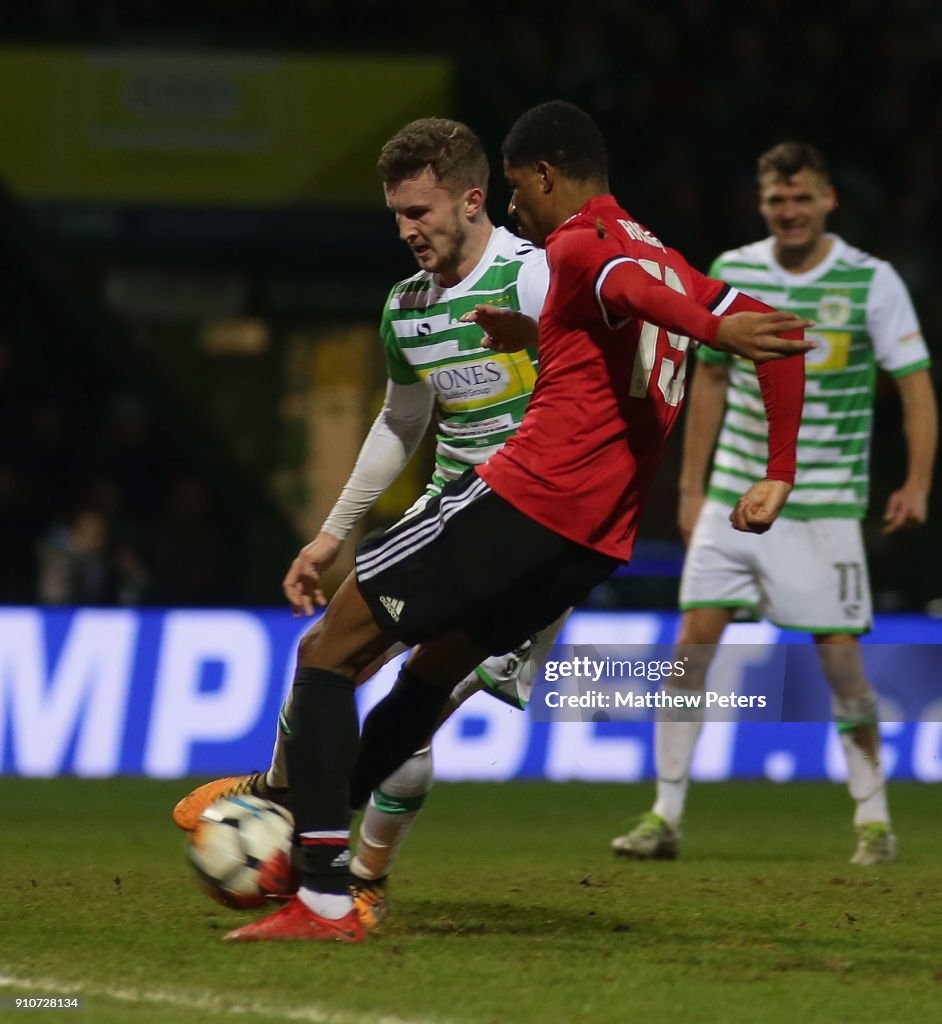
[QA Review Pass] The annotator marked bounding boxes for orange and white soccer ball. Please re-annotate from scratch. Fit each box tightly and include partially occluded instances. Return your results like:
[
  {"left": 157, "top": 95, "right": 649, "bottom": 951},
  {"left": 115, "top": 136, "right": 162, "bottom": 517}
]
[{"left": 187, "top": 795, "right": 294, "bottom": 909}]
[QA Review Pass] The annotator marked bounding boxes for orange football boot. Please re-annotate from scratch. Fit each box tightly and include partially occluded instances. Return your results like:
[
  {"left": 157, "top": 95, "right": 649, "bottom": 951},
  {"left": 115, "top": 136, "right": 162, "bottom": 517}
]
[{"left": 172, "top": 772, "right": 290, "bottom": 831}]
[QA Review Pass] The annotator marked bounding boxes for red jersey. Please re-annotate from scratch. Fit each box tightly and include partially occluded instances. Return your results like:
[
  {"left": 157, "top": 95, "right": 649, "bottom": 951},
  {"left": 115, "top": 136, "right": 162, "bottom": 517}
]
[{"left": 479, "top": 195, "right": 800, "bottom": 561}]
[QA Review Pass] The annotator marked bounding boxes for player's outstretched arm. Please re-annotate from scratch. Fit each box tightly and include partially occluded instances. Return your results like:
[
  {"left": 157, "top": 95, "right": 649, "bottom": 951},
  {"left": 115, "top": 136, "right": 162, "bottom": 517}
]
[
  {"left": 686, "top": 263, "right": 814, "bottom": 360},
  {"left": 713, "top": 311, "right": 814, "bottom": 362},
  {"left": 596, "top": 256, "right": 813, "bottom": 360}
]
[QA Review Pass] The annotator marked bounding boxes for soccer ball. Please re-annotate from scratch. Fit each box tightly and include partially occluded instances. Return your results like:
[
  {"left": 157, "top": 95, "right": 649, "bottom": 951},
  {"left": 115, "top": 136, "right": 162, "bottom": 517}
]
[{"left": 187, "top": 795, "right": 294, "bottom": 909}]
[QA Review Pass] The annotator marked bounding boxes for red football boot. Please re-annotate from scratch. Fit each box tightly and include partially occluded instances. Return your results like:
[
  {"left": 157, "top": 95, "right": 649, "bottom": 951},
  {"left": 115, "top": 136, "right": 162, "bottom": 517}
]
[{"left": 223, "top": 896, "right": 365, "bottom": 943}]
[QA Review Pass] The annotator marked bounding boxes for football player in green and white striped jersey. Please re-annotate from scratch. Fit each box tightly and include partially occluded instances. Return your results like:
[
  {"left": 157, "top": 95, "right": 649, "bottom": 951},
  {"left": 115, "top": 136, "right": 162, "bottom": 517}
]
[
  {"left": 613, "top": 142, "right": 937, "bottom": 867},
  {"left": 173, "top": 118, "right": 562, "bottom": 926},
  {"left": 379, "top": 221, "right": 546, "bottom": 497}
]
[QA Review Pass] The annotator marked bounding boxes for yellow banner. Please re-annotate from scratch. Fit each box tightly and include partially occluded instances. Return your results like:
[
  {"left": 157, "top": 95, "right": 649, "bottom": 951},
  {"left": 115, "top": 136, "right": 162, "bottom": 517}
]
[{"left": 0, "top": 47, "right": 451, "bottom": 205}]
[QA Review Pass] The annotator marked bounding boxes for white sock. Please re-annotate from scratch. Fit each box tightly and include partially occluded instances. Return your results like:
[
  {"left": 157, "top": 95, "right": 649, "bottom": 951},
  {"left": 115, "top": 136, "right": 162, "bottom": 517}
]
[
  {"left": 832, "top": 692, "right": 890, "bottom": 827},
  {"left": 651, "top": 687, "right": 704, "bottom": 829},
  {"left": 853, "top": 784, "right": 889, "bottom": 827},
  {"left": 840, "top": 730, "right": 890, "bottom": 826},
  {"left": 351, "top": 747, "right": 433, "bottom": 881},
  {"left": 297, "top": 887, "right": 354, "bottom": 919}
]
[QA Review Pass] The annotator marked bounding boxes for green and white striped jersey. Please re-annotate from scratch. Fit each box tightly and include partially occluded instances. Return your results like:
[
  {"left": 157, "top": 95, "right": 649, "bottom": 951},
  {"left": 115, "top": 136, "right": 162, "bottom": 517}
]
[
  {"left": 381, "top": 226, "right": 548, "bottom": 492},
  {"left": 700, "top": 235, "right": 930, "bottom": 519}
]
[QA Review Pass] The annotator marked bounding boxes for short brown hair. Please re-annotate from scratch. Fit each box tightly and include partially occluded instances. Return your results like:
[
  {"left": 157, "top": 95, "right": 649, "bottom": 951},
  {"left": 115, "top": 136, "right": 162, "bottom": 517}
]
[
  {"left": 377, "top": 118, "right": 489, "bottom": 193},
  {"left": 757, "top": 141, "right": 830, "bottom": 183}
]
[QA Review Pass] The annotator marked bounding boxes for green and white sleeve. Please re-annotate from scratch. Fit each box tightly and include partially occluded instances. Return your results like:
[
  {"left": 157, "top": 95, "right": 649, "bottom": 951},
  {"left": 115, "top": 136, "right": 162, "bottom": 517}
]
[{"left": 320, "top": 379, "right": 434, "bottom": 541}]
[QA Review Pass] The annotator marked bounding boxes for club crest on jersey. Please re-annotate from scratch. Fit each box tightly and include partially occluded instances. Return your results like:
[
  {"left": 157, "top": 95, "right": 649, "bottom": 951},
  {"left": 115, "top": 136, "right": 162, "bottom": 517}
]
[{"left": 816, "top": 292, "right": 852, "bottom": 326}]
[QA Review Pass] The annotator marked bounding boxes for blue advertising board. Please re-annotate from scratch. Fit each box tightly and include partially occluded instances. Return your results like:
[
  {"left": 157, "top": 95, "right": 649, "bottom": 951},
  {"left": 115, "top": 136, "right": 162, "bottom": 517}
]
[{"left": 1, "top": 607, "right": 940, "bottom": 781}]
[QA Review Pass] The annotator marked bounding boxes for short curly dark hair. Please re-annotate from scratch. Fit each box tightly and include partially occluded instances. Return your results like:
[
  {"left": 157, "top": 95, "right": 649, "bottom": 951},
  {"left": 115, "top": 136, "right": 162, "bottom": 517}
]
[
  {"left": 501, "top": 100, "right": 608, "bottom": 183},
  {"left": 377, "top": 118, "right": 489, "bottom": 193},
  {"left": 757, "top": 141, "right": 830, "bottom": 183}
]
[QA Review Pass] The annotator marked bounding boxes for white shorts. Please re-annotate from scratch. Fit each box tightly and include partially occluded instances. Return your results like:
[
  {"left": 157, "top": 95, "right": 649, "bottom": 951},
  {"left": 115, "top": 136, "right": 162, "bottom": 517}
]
[{"left": 679, "top": 499, "right": 872, "bottom": 634}]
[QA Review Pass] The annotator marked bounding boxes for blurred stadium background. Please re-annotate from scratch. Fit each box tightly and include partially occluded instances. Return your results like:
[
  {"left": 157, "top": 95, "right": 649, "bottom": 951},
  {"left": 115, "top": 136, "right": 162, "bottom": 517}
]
[{"left": 0, "top": 2, "right": 940, "bottom": 782}]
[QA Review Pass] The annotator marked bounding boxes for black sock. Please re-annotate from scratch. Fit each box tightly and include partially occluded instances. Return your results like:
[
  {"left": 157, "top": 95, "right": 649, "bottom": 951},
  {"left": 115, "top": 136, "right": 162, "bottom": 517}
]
[
  {"left": 349, "top": 668, "right": 451, "bottom": 810},
  {"left": 284, "top": 667, "right": 359, "bottom": 894}
]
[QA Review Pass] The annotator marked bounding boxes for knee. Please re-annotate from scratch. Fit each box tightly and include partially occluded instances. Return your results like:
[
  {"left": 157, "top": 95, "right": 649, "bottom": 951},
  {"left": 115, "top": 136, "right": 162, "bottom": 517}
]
[
  {"left": 296, "top": 619, "right": 324, "bottom": 667},
  {"left": 677, "top": 609, "right": 728, "bottom": 646}
]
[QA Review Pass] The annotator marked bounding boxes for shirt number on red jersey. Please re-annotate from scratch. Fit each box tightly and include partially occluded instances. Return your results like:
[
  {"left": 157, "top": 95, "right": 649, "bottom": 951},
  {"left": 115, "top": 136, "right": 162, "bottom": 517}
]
[{"left": 629, "top": 260, "right": 692, "bottom": 406}]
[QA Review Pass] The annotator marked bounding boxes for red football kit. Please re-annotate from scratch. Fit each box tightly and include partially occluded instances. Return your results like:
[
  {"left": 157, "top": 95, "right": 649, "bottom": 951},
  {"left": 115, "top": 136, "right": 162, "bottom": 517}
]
[{"left": 479, "top": 195, "right": 804, "bottom": 561}]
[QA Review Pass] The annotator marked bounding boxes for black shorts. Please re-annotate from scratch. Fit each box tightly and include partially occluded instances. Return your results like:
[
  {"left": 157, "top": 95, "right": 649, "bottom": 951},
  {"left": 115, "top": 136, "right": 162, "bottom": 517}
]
[{"left": 355, "top": 470, "right": 621, "bottom": 654}]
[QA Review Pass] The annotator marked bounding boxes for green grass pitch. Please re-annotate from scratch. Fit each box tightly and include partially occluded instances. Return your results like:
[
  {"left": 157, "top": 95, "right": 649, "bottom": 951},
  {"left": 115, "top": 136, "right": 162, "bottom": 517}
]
[{"left": 1, "top": 778, "right": 939, "bottom": 1023}]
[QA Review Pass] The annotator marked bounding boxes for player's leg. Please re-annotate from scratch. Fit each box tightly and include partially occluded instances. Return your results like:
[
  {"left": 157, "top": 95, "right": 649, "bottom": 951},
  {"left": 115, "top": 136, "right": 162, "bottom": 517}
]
[
  {"left": 230, "top": 474, "right": 523, "bottom": 941},
  {"left": 348, "top": 745, "right": 433, "bottom": 925},
  {"left": 172, "top": 636, "right": 411, "bottom": 831},
  {"left": 814, "top": 633, "right": 895, "bottom": 865},
  {"left": 613, "top": 499, "right": 755, "bottom": 859},
  {"left": 347, "top": 531, "right": 608, "bottom": 898},
  {"left": 230, "top": 476, "right": 615, "bottom": 941},
  {"left": 611, "top": 606, "right": 731, "bottom": 858},
  {"left": 228, "top": 578, "right": 472, "bottom": 942},
  {"left": 226, "top": 569, "right": 403, "bottom": 942},
  {"left": 345, "top": 476, "right": 601, "bottom": 814},
  {"left": 474, "top": 607, "right": 571, "bottom": 707},
  {"left": 196, "top": 497, "right": 441, "bottom": 827},
  {"left": 226, "top": 622, "right": 479, "bottom": 937},
  {"left": 760, "top": 518, "right": 890, "bottom": 864},
  {"left": 350, "top": 673, "right": 485, "bottom": 926},
  {"left": 349, "top": 611, "right": 569, "bottom": 919},
  {"left": 273, "top": 639, "right": 408, "bottom": 786}
]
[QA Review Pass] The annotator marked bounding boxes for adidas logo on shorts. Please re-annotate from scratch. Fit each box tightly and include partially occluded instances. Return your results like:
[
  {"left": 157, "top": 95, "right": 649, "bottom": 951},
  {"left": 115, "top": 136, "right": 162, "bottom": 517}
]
[{"left": 379, "top": 595, "right": 405, "bottom": 622}]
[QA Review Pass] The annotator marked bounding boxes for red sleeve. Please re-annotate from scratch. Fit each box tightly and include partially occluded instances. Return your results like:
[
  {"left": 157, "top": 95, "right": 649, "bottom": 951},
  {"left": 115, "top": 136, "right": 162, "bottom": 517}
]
[
  {"left": 724, "top": 290, "right": 805, "bottom": 484},
  {"left": 686, "top": 262, "right": 738, "bottom": 310},
  {"left": 597, "top": 259, "right": 721, "bottom": 343}
]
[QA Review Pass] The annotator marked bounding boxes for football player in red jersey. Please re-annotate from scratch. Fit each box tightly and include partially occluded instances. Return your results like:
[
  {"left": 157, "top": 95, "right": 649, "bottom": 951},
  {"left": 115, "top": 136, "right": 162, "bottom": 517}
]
[{"left": 225, "top": 101, "right": 813, "bottom": 943}]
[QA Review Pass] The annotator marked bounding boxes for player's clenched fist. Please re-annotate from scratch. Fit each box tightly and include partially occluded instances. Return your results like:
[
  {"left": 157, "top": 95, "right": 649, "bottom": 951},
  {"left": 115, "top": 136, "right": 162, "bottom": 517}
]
[{"left": 729, "top": 478, "right": 792, "bottom": 534}]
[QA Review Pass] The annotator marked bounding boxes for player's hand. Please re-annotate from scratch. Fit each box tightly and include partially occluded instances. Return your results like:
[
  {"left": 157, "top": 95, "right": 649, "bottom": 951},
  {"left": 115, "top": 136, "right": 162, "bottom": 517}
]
[
  {"left": 282, "top": 532, "right": 343, "bottom": 617},
  {"left": 678, "top": 489, "right": 706, "bottom": 545},
  {"left": 715, "top": 312, "right": 814, "bottom": 362},
  {"left": 882, "top": 484, "right": 928, "bottom": 534},
  {"left": 729, "top": 479, "right": 792, "bottom": 534},
  {"left": 459, "top": 305, "right": 538, "bottom": 352}
]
